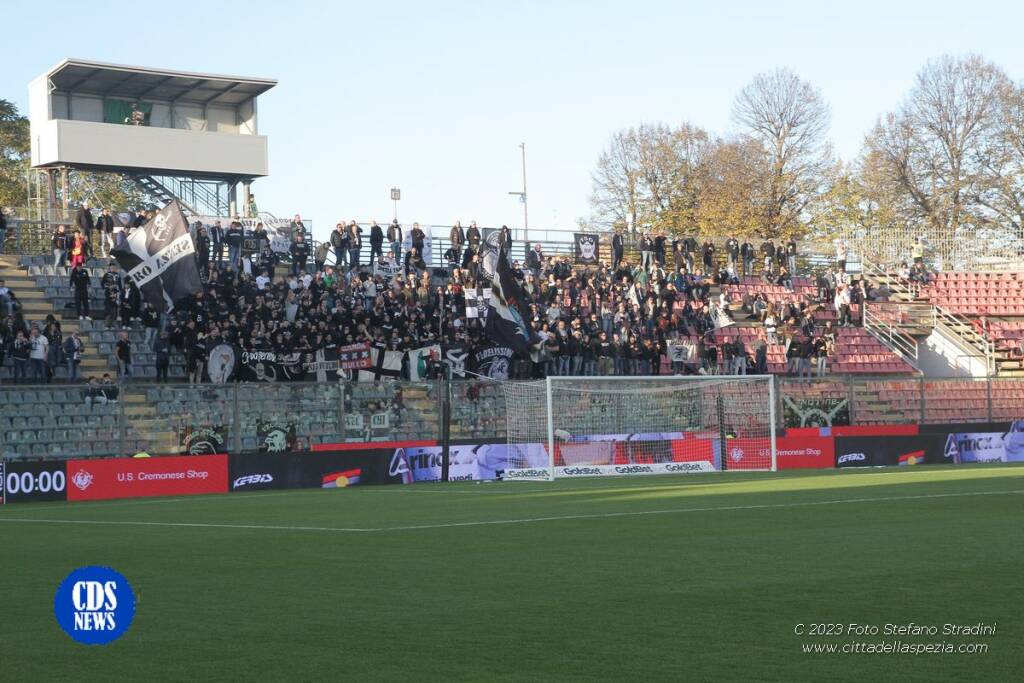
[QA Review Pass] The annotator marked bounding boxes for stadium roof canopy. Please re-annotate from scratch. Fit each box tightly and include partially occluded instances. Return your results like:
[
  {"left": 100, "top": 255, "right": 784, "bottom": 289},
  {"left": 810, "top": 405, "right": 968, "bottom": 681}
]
[{"left": 43, "top": 58, "right": 277, "bottom": 106}]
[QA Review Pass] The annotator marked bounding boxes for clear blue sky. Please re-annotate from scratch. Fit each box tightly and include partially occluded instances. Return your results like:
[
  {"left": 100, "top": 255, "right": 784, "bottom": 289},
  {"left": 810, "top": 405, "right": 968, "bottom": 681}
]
[{"left": 3, "top": 0, "right": 1023, "bottom": 241}]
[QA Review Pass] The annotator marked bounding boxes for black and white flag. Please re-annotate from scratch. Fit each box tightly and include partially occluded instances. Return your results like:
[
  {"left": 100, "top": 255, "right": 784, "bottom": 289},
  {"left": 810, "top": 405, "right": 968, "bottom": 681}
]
[
  {"left": 486, "top": 248, "right": 535, "bottom": 355},
  {"left": 465, "top": 287, "right": 490, "bottom": 319},
  {"left": 478, "top": 228, "right": 502, "bottom": 281},
  {"left": 111, "top": 201, "right": 202, "bottom": 312},
  {"left": 574, "top": 232, "right": 600, "bottom": 265},
  {"left": 357, "top": 344, "right": 404, "bottom": 382}
]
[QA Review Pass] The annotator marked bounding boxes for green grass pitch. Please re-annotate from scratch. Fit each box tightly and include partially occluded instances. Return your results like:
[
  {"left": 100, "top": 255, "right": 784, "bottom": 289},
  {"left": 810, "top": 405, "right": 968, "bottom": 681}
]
[{"left": 1, "top": 465, "right": 1022, "bottom": 682}]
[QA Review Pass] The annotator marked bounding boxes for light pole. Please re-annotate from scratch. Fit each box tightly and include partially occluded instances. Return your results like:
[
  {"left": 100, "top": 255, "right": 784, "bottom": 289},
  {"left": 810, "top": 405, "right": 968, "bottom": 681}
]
[
  {"left": 507, "top": 142, "right": 528, "bottom": 244},
  {"left": 390, "top": 188, "right": 401, "bottom": 221}
]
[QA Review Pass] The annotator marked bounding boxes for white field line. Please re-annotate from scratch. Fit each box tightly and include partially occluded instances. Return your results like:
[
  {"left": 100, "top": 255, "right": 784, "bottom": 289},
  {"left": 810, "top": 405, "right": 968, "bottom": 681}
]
[{"left": 0, "top": 489, "right": 1019, "bottom": 534}]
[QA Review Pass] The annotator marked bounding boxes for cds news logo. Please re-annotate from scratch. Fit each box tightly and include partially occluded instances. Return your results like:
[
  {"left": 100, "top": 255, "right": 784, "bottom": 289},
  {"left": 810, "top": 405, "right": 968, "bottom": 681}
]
[{"left": 54, "top": 566, "right": 136, "bottom": 645}]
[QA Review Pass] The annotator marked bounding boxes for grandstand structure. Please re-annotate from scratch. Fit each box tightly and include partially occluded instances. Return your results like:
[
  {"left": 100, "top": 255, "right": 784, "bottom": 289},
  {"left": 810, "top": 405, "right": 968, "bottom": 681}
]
[
  {"left": 1, "top": 59, "right": 1023, "bottom": 465},
  {"left": 860, "top": 262, "right": 1024, "bottom": 377},
  {"left": 28, "top": 58, "right": 275, "bottom": 218}
]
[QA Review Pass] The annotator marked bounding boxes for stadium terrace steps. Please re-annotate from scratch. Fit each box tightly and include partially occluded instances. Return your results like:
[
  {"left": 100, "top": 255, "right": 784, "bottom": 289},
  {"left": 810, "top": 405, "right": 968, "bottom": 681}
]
[
  {"left": 915, "top": 272, "right": 1024, "bottom": 376},
  {"left": 0, "top": 255, "right": 110, "bottom": 379},
  {"left": 710, "top": 325, "right": 915, "bottom": 376},
  {"left": 2, "top": 254, "right": 190, "bottom": 379}
]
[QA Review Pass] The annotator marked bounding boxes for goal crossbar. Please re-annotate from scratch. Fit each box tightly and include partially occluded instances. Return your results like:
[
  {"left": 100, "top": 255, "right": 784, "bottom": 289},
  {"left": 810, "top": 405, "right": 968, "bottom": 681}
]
[{"left": 502, "top": 375, "right": 777, "bottom": 481}]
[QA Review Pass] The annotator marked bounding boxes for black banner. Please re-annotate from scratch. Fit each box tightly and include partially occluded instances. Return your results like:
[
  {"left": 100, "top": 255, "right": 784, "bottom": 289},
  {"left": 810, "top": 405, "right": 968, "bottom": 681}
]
[
  {"left": 238, "top": 350, "right": 308, "bottom": 382},
  {"left": 783, "top": 397, "right": 851, "bottom": 428},
  {"left": 179, "top": 425, "right": 229, "bottom": 454},
  {"left": 257, "top": 419, "right": 298, "bottom": 453},
  {"left": 229, "top": 449, "right": 406, "bottom": 492},
  {"left": 574, "top": 232, "right": 600, "bottom": 265},
  {"left": 110, "top": 201, "right": 202, "bottom": 312},
  {"left": 470, "top": 345, "right": 515, "bottom": 380},
  {"left": 834, "top": 434, "right": 946, "bottom": 468},
  {"left": 485, "top": 248, "right": 534, "bottom": 355},
  {"left": 3, "top": 460, "right": 68, "bottom": 503}
]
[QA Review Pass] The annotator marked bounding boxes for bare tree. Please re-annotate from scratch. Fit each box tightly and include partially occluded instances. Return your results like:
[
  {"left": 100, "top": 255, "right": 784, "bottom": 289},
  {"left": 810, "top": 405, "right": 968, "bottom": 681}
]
[
  {"left": 590, "top": 123, "right": 711, "bottom": 236},
  {"left": 866, "top": 54, "right": 1008, "bottom": 235},
  {"left": 976, "top": 80, "right": 1024, "bottom": 235},
  {"left": 732, "top": 68, "right": 832, "bottom": 238},
  {"left": 590, "top": 128, "right": 642, "bottom": 233}
]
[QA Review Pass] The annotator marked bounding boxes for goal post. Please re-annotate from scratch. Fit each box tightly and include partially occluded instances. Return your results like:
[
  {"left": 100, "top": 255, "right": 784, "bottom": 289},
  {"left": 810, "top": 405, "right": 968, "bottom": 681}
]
[{"left": 501, "top": 375, "right": 777, "bottom": 481}]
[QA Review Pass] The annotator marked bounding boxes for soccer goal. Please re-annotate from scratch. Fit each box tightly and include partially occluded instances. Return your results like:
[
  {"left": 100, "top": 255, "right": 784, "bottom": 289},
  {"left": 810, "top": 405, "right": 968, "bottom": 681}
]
[{"left": 501, "top": 375, "right": 777, "bottom": 481}]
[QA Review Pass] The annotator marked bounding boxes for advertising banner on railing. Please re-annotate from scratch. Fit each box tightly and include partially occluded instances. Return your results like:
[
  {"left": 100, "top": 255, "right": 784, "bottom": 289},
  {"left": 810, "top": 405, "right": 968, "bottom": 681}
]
[
  {"left": 66, "top": 455, "right": 228, "bottom": 502},
  {"left": 229, "top": 449, "right": 406, "bottom": 492},
  {"left": 775, "top": 435, "right": 834, "bottom": 469},
  {"left": 930, "top": 421, "right": 1024, "bottom": 464},
  {"left": 834, "top": 434, "right": 946, "bottom": 468}
]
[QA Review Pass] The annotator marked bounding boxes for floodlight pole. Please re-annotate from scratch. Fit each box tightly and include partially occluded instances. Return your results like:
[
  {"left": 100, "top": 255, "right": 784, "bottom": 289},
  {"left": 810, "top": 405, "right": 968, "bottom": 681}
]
[{"left": 507, "top": 142, "right": 528, "bottom": 244}]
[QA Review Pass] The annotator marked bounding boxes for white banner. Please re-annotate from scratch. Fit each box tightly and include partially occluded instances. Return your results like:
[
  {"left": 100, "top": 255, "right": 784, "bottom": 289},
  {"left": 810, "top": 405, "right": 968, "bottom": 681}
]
[
  {"left": 127, "top": 233, "right": 195, "bottom": 287},
  {"left": 504, "top": 461, "right": 715, "bottom": 480}
]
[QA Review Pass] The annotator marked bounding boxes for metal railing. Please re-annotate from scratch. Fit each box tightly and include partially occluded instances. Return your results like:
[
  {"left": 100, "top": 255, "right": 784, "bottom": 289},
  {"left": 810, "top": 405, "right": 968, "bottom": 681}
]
[
  {"left": 2, "top": 376, "right": 1022, "bottom": 461},
  {"left": 862, "top": 303, "right": 921, "bottom": 365},
  {"left": 932, "top": 305, "right": 996, "bottom": 375}
]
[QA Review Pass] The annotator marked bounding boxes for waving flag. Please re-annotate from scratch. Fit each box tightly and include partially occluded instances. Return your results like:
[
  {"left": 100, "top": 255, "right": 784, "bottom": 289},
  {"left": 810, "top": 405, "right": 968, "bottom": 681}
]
[
  {"left": 486, "top": 248, "right": 534, "bottom": 355},
  {"left": 111, "top": 201, "right": 202, "bottom": 312}
]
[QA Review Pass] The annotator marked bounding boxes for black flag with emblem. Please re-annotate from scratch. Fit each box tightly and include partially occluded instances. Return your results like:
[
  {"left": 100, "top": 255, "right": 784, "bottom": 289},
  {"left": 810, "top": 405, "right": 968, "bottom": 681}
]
[
  {"left": 111, "top": 201, "right": 202, "bottom": 312},
  {"left": 574, "top": 233, "right": 600, "bottom": 265},
  {"left": 485, "top": 248, "right": 534, "bottom": 355}
]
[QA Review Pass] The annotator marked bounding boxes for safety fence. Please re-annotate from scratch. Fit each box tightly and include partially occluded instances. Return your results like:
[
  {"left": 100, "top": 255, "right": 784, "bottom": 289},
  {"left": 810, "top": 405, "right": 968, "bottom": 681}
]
[{"left": 1, "top": 376, "right": 1022, "bottom": 461}]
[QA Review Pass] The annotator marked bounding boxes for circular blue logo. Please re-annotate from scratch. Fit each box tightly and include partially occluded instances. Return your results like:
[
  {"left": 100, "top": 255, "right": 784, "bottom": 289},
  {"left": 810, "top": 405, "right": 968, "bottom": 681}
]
[{"left": 54, "top": 566, "right": 136, "bottom": 645}]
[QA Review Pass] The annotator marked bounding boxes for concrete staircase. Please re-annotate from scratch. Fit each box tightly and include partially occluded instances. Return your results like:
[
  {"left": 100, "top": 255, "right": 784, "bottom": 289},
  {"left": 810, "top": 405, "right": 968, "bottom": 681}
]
[{"left": 0, "top": 254, "right": 109, "bottom": 380}]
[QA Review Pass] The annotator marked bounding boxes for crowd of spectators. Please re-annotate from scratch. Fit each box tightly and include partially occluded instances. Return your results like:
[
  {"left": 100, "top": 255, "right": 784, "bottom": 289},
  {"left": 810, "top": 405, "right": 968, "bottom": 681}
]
[
  {"left": 0, "top": 209, "right": 889, "bottom": 385},
  {"left": 138, "top": 225, "right": 872, "bottom": 382}
]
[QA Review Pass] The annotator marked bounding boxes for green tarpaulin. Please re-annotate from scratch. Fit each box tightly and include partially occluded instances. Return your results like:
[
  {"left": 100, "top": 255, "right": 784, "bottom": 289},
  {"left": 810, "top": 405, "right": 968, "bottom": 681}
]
[{"left": 103, "top": 99, "right": 153, "bottom": 125}]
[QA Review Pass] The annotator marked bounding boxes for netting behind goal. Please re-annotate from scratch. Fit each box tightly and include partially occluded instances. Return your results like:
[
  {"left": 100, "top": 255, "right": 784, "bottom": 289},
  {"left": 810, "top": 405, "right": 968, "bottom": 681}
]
[{"left": 501, "top": 376, "right": 776, "bottom": 480}]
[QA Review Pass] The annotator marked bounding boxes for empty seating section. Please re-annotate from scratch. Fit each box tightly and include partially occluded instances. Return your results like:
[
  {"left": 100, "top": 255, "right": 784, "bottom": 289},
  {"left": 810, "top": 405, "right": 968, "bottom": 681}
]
[
  {"left": 451, "top": 382, "right": 507, "bottom": 440},
  {"left": 921, "top": 379, "right": 993, "bottom": 424},
  {"left": 708, "top": 327, "right": 914, "bottom": 375},
  {"left": 854, "top": 381, "right": 922, "bottom": 424},
  {"left": 0, "top": 387, "right": 122, "bottom": 459},
  {"left": 918, "top": 272, "right": 1024, "bottom": 316},
  {"left": 0, "top": 382, "right": 442, "bottom": 460},
  {"left": 831, "top": 329, "right": 916, "bottom": 375},
  {"left": 986, "top": 320, "right": 1024, "bottom": 365},
  {"left": 2, "top": 377, "right": 1021, "bottom": 458}
]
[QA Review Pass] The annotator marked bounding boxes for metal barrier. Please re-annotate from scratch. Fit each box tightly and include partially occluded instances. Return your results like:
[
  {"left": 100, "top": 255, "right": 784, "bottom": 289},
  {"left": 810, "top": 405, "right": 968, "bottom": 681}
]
[{"left": 1, "top": 376, "right": 1021, "bottom": 460}]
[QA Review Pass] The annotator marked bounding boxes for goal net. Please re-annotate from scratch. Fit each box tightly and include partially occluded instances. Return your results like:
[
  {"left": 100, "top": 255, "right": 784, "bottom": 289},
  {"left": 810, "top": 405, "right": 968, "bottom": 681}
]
[{"left": 501, "top": 376, "right": 776, "bottom": 480}]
